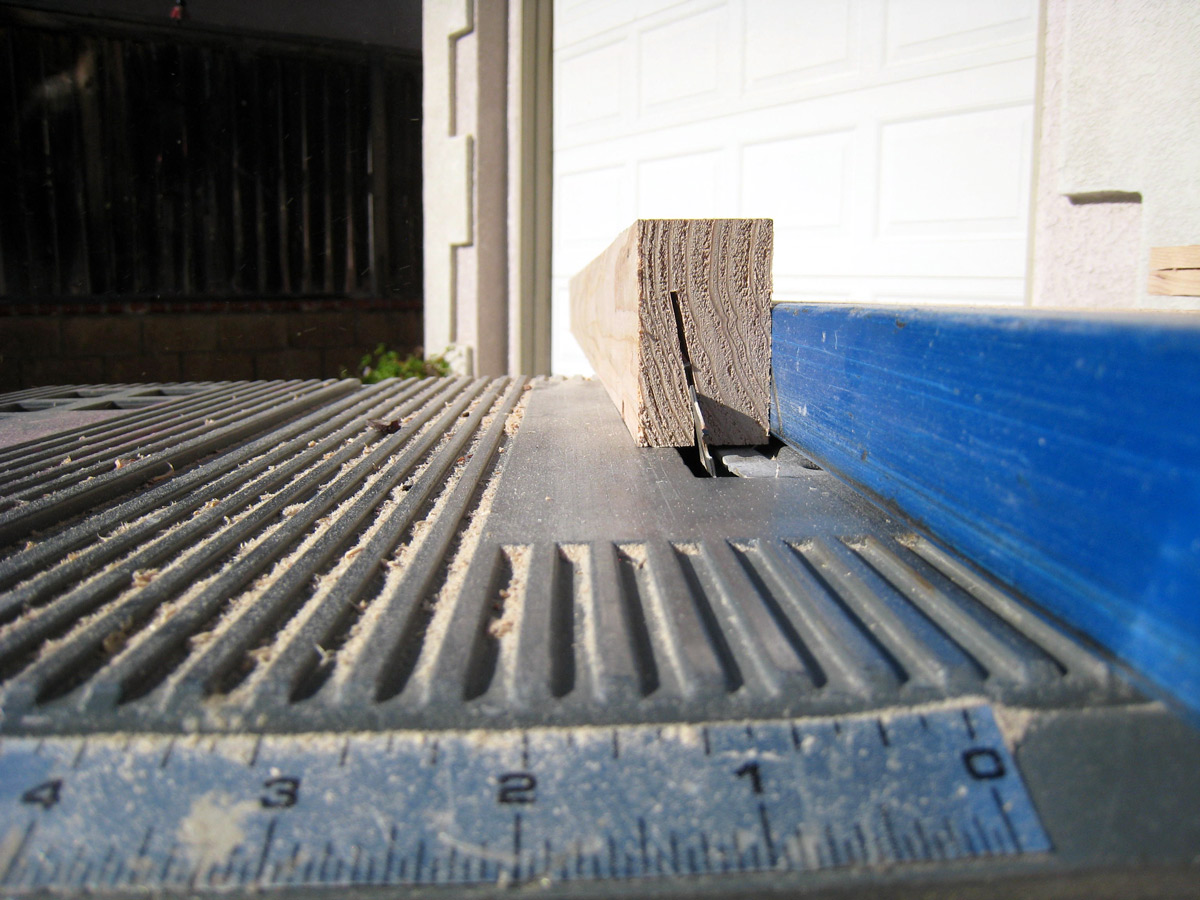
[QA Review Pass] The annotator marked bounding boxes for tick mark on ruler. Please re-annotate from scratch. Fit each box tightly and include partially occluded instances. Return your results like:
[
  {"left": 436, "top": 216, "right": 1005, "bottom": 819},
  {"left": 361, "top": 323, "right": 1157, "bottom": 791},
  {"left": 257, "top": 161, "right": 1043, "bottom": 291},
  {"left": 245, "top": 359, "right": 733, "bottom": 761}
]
[
  {"left": 825, "top": 823, "right": 841, "bottom": 866},
  {"left": 512, "top": 813, "right": 522, "bottom": 881},
  {"left": 913, "top": 818, "right": 933, "bottom": 858},
  {"left": 972, "top": 814, "right": 993, "bottom": 853},
  {"left": 962, "top": 708, "right": 977, "bottom": 740},
  {"left": 255, "top": 819, "right": 277, "bottom": 882},
  {"left": 992, "top": 787, "right": 1024, "bottom": 852},
  {"left": 137, "top": 825, "right": 154, "bottom": 858},
  {"left": 638, "top": 817, "right": 649, "bottom": 871},
  {"left": 853, "top": 822, "right": 869, "bottom": 863},
  {"left": 759, "top": 803, "right": 778, "bottom": 866},
  {"left": 879, "top": 806, "right": 902, "bottom": 861},
  {"left": 0, "top": 821, "right": 36, "bottom": 885}
]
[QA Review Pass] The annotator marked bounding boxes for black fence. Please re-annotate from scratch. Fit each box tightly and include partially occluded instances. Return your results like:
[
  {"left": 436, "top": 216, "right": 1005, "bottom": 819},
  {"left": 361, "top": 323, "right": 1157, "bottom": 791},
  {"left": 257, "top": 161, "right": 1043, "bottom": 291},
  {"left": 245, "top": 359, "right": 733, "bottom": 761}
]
[{"left": 0, "top": 17, "right": 421, "bottom": 301}]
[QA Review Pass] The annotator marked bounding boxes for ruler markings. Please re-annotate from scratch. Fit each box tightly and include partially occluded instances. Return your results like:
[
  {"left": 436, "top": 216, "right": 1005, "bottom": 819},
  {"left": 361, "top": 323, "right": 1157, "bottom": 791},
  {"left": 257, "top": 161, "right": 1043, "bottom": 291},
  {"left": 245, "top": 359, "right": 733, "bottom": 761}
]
[
  {"left": 993, "top": 786, "right": 1023, "bottom": 852},
  {"left": 0, "top": 704, "right": 1048, "bottom": 893},
  {"left": 0, "top": 821, "right": 35, "bottom": 886},
  {"left": 912, "top": 818, "right": 933, "bottom": 859}
]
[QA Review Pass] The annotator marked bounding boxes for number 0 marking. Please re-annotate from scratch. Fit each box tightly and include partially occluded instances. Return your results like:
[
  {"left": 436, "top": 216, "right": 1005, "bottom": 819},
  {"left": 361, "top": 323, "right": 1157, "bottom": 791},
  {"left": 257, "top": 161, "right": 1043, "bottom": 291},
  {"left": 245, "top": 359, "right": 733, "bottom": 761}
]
[{"left": 963, "top": 748, "right": 1006, "bottom": 780}]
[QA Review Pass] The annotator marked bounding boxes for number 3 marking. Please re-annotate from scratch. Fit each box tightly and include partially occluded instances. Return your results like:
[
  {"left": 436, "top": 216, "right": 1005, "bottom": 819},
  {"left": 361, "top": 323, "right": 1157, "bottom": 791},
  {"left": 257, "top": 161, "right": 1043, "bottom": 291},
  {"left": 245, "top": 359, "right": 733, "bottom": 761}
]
[{"left": 260, "top": 776, "right": 301, "bottom": 808}]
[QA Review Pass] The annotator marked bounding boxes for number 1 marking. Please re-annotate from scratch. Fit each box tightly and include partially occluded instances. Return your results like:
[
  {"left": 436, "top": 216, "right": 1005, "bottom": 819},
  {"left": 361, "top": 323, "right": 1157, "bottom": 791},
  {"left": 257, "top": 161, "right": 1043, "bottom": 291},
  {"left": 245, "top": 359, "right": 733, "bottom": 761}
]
[{"left": 735, "top": 761, "right": 763, "bottom": 795}]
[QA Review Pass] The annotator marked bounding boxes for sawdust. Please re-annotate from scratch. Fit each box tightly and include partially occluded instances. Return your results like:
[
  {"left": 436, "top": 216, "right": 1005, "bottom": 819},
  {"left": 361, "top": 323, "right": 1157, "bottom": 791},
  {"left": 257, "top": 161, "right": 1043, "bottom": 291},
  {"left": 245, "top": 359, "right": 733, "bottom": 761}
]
[
  {"left": 375, "top": 386, "right": 529, "bottom": 694},
  {"left": 178, "top": 791, "right": 258, "bottom": 872},
  {"left": 993, "top": 704, "right": 1040, "bottom": 751},
  {"left": 484, "top": 546, "right": 530, "bottom": 644},
  {"left": 488, "top": 617, "right": 514, "bottom": 639},
  {"left": 132, "top": 568, "right": 158, "bottom": 587},
  {"left": 101, "top": 621, "right": 131, "bottom": 655},
  {"left": 216, "top": 386, "right": 505, "bottom": 697}
]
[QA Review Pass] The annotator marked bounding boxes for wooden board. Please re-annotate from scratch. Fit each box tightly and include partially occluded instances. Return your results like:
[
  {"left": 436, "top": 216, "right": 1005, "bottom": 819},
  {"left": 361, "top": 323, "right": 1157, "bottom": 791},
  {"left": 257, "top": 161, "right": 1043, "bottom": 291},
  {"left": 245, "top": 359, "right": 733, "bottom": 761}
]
[
  {"left": 569, "top": 219, "right": 772, "bottom": 447},
  {"left": 771, "top": 302, "right": 1200, "bottom": 720},
  {"left": 1149, "top": 244, "right": 1200, "bottom": 296}
]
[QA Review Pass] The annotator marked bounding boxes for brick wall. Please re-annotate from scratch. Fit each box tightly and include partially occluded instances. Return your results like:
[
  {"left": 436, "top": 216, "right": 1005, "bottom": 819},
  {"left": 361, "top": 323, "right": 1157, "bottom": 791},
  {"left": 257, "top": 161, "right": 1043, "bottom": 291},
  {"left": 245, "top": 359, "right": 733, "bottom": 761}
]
[{"left": 0, "top": 307, "right": 422, "bottom": 389}]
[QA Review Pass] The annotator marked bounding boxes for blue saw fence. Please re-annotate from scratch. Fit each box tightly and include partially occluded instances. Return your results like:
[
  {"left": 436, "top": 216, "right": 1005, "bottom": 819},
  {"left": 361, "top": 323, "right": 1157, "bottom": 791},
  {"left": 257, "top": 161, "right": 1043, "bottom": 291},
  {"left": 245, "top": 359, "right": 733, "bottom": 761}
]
[{"left": 770, "top": 303, "right": 1200, "bottom": 719}]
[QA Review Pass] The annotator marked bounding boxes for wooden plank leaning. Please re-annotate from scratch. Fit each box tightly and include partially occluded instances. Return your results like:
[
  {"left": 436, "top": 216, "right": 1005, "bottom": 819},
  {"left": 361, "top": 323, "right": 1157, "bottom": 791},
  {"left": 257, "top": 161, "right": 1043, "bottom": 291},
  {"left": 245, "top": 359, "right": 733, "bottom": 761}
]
[{"left": 569, "top": 218, "right": 773, "bottom": 447}]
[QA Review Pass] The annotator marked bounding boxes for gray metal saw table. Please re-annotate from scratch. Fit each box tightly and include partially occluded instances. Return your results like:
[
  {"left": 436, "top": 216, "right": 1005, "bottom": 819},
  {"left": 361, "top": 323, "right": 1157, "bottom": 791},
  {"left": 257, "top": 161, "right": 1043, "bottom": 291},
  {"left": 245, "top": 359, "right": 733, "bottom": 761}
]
[{"left": 0, "top": 376, "right": 1197, "bottom": 898}]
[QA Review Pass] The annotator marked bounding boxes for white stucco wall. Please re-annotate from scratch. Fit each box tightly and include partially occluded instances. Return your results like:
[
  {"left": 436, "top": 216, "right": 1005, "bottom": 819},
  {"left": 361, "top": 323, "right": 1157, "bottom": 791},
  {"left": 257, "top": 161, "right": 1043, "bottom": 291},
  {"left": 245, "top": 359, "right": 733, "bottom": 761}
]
[{"left": 1030, "top": 0, "right": 1200, "bottom": 310}]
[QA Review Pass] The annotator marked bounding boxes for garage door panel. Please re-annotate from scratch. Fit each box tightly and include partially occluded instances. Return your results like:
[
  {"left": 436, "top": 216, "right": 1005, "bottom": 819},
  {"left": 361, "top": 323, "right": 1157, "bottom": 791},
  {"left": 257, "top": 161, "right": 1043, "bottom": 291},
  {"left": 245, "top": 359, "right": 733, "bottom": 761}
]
[
  {"left": 777, "top": 275, "right": 1025, "bottom": 306},
  {"left": 744, "top": 0, "right": 861, "bottom": 88},
  {"left": 638, "top": 150, "right": 727, "bottom": 217},
  {"left": 559, "top": 40, "right": 628, "bottom": 128},
  {"left": 741, "top": 131, "right": 855, "bottom": 229},
  {"left": 884, "top": 0, "right": 1037, "bottom": 66},
  {"left": 554, "top": 0, "right": 1039, "bottom": 373},
  {"left": 638, "top": 4, "right": 729, "bottom": 111},
  {"left": 878, "top": 105, "right": 1033, "bottom": 238}
]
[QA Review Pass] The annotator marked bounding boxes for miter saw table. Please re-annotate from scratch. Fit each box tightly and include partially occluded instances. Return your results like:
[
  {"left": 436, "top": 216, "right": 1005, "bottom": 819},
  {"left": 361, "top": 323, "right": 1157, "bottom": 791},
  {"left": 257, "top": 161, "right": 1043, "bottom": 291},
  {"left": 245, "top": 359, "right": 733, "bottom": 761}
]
[{"left": 0, "top": 376, "right": 1197, "bottom": 898}]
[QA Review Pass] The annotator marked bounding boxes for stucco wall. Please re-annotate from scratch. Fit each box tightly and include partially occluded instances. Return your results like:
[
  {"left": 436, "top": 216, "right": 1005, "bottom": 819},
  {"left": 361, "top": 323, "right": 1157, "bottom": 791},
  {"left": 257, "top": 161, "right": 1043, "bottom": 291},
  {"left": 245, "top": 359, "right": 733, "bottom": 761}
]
[{"left": 1031, "top": 0, "right": 1200, "bottom": 310}]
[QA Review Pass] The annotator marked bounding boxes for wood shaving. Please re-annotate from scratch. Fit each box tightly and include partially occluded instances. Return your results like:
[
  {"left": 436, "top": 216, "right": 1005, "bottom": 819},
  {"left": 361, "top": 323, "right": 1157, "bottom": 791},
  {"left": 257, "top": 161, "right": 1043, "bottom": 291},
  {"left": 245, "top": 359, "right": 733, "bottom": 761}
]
[
  {"left": 367, "top": 418, "right": 403, "bottom": 434},
  {"left": 102, "top": 626, "right": 129, "bottom": 656},
  {"left": 487, "top": 619, "right": 514, "bottom": 639},
  {"left": 132, "top": 568, "right": 158, "bottom": 587},
  {"left": 148, "top": 463, "right": 175, "bottom": 484}
]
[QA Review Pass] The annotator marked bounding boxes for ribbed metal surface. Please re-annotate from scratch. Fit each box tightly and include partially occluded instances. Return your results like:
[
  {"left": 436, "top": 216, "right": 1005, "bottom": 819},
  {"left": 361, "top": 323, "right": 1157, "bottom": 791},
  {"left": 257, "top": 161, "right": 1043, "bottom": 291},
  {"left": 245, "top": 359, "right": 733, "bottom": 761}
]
[
  {"left": 0, "top": 377, "right": 1131, "bottom": 735},
  {"left": 0, "top": 383, "right": 210, "bottom": 414}
]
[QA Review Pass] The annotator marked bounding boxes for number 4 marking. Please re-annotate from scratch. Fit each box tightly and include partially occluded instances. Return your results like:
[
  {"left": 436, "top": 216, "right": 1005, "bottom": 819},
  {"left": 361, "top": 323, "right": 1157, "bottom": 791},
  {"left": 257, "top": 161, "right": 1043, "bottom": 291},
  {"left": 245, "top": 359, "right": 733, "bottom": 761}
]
[{"left": 22, "top": 779, "right": 63, "bottom": 810}]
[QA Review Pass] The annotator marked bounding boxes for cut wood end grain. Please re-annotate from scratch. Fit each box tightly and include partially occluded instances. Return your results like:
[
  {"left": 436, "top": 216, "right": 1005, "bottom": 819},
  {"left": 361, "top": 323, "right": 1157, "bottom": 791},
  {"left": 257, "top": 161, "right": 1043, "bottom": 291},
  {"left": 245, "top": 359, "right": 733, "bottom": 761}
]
[{"left": 570, "top": 219, "right": 773, "bottom": 448}]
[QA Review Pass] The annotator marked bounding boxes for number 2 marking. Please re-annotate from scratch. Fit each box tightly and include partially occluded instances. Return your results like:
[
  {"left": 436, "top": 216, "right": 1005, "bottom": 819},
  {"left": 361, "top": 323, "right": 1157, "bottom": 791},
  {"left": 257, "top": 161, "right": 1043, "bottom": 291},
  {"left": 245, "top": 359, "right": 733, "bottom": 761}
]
[{"left": 497, "top": 772, "right": 537, "bottom": 804}]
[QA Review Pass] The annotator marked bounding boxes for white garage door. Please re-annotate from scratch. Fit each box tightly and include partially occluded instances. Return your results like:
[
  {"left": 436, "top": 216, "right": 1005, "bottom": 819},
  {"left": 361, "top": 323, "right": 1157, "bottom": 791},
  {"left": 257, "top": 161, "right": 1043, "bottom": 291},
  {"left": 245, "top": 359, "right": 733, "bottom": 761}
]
[{"left": 553, "top": 0, "right": 1039, "bottom": 373}]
